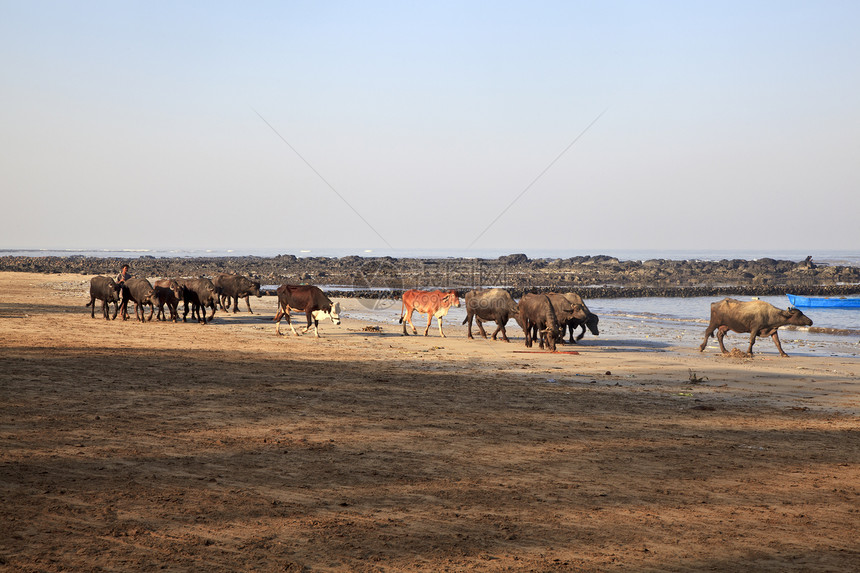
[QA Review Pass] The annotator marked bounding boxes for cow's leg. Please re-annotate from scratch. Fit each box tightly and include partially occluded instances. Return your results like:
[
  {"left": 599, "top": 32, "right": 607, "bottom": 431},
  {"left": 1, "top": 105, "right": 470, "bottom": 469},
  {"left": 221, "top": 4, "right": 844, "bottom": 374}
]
[
  {"left": 313, "top": 318, "right": 320, "bottom": 338},
  {"left": 89, "top": 296, "right": 97, "bottom": 318},
  {"left": 716, "top": 326, "right": 730, "bottom": 354},
  {"left": 99, "top": 299, "right": 107, "bottom": 319},
  {"left": 274, "top": 306, "right": 285, "bottom": 335},
  {"left": 475, "top": 317, "right": 489, "bottom": 339},
  {"left": 110, "top": 301, "right": 118, "bottom": 320},
  {"left": 403, "top": 309, "right": 416, "bottom": 335},
  {"left": 231, "top": 296, "right": 239, "bottom": 313},
  {"left": 146, "top": 303, "right": 154, "bottom": 322},
  {"left": 182, "top": 300, "right": 190, "bottom": 322},
  {"left": 465, "top": 313, "right": 474, "bottom": 339},
  {"left": 499, "top": 322, "right": 510, "bottom": 342},
  {"left": 424, "top": 313, "right": 432, "bottom": 336},
  {"left": 491, "top": 323, "right": 503, "bottom": 341},
  {"left": 437, "top": 316, "right": 445, "bottom": 338},
  {"left": 301, "top": 311, "right": 315, "bottom": 334},
  {"left": 699, "top": 320, "right": 718, "bottom": 352},
  {"left": 244, "top": 295, "right": 254, "bottom": 314},
  {"left": 575, "top": 324, "right": 586, "bottom": 342},
  {"left": 746, "top": 331, "right": 758, "bottom": 356},
  {"left": 524, "top": 320, "right": 532, "bottom": 347},
  {"left": 771, "top": 332, "right": 789, "bottom": 357}
]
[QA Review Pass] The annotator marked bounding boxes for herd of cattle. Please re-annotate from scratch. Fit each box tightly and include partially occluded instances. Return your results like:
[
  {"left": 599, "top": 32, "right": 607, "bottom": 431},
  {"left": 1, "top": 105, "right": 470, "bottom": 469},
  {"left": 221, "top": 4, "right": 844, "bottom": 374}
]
[{"left": 85, "top": 273, "right": 815, "bottom": 357}]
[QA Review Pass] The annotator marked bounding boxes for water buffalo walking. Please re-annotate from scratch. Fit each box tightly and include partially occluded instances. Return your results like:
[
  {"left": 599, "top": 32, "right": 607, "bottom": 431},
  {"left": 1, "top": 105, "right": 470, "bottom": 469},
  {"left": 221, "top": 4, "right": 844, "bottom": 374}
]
[
  {"left": 516, "top": 293, "right": 560, "bottom": 352},
  {"left": 177, "top": 278, "right": 219, "bottom": 324},
  {"left": 699, "top": 298, "right": 813, "bottom": 357},
  {"left": 213, "top": 274, "right": 262, "bottom": 314},
  {"left": 399, "top": 289, "right": 460, "bottom": 337},
  {"left": 273, "top": 284, "right": 341, "bottom": 337},
  {"left": 462, "top": 288, "right": 519, "bottom": 342},
  {"left": 86, "top": 276, "right": 122, "bottom": 320},
  {"left": 119, "top": 278, "right": 157, "bottom": 322}
]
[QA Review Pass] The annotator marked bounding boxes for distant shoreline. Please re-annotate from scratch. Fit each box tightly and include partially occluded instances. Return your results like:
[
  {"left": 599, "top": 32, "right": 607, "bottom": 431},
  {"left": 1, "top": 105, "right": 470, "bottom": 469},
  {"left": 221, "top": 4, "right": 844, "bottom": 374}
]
[{"left": 3, "top": 254, "right": 860, "bottom": 299}]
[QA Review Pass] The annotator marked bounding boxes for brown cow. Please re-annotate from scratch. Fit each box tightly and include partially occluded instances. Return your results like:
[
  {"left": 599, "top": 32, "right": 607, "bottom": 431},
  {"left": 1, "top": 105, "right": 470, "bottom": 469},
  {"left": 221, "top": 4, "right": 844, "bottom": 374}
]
[
  {"left": 399, "top": 289, "right": 460, "bottom": 337},
  {"left": 699, "top": 298, "right": 813, "bottom": 357}
]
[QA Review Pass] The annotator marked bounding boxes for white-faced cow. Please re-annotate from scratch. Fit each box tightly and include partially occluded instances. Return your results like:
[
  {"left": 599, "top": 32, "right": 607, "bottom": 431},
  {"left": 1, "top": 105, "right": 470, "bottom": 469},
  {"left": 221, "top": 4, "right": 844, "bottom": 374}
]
[
  {"left": 273, "top": 284, "right": 341, "bottom": 337},
  {"left": 213, "top": 274, "right": 262, "bottom": 314},
  {"left": 86, "top": 276, "right": 122, "bottom": 320},
  {"left": 462, "top": 288, "right": 518, "bottom": 342},
  {"left": 699, "top": 298, "right": 813, "bottom": 357},
  {"left": 399, "top": 289, "right": 460, "bottom": 337},
  {"left": 119, "top": 278, "right": 158, "bottom": 322},
  {"left": 516, "top": 293, "right": 560, "bottom": 352}
]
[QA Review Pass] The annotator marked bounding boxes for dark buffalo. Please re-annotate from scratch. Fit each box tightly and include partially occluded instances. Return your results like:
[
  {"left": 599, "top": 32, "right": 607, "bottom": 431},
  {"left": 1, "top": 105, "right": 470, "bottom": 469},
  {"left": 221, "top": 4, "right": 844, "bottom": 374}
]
[
  {"left": 177, "top": 278, "right": 219, "bottom": 324},
  {"left": 546, "top": 293, "right": 589, "bottom": 343},
  {"left": 563, "top": 312, "right": 600, "bottom": 344},
  {"left": 152, "top": 285, "right": 180, "bottom": 322},
  {"left": 516, "top": 293, "right": 560, "bottom": 352},
  {"left": 119, "top": 278, "right": 157, "bottom": 322},
  {"left": 699, "top": 298, "right": 813, "bottom": 357},
  {"left": 273, "top": 284, "right": 341, "bottom": 337},
  {"left": 213, "top": 274, "right": 262, "bottom": 314},
  {"left": 555, "top": 292, "right": 599, "bottom": 343},
  {"left": 462, "top": 288, "right": 519, "bottom": 342},
  {"left": 86, "top": 276, "right": 122, "bottom": 320}
]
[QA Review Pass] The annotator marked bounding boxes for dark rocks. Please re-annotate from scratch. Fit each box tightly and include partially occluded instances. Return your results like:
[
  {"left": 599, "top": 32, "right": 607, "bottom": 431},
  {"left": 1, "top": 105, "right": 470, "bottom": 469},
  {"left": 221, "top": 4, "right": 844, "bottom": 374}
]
[{"left": 2, "top": 254, "right": 858, "bottom": 299}]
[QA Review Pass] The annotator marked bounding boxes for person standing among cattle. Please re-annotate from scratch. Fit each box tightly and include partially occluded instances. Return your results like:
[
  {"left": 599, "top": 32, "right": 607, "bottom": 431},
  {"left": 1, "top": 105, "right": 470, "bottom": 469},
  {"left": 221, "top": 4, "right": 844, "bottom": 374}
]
[{"left": 115, "top": 264, "right": 131, "bottom": 285}]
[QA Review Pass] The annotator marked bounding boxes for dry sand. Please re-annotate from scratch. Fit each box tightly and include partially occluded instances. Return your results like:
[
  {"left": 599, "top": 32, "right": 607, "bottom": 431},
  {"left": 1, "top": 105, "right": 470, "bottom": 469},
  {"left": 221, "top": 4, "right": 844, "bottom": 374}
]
[{"left": 1, "top": 272, "right": 859, "bottom": 571}]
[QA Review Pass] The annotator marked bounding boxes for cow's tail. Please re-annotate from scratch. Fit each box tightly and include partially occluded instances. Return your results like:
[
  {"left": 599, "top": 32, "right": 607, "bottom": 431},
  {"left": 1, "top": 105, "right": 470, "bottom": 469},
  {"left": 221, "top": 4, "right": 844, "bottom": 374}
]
[
  {"left": 398, "top": 299, "right": 405, "bottom": 324},
  {"left": 85, "top": 301, "right": 93, "bottom": 307},
  {"left": 461, "top": 316, "right": 468, "bottom": 325}
]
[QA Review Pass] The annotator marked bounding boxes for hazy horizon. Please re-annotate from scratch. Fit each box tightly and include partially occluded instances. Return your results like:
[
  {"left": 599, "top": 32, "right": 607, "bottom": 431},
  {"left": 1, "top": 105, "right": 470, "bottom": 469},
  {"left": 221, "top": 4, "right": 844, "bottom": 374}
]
[{"left": 2, "top": 2, "right": 859, "bottom": 253}]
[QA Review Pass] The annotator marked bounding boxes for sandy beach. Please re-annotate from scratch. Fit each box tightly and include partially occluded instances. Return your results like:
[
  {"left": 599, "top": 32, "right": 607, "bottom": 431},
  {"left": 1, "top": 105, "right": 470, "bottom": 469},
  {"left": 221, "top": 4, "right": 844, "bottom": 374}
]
[{"left": 2, "top": 272, "right": 859, "bottom": 571}]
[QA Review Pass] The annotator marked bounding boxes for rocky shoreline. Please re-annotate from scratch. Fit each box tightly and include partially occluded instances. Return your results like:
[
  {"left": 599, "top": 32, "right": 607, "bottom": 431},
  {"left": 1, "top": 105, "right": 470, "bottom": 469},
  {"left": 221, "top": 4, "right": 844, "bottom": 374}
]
[{"left": 3, "top": 253, "right": 859, "bottom": 299}]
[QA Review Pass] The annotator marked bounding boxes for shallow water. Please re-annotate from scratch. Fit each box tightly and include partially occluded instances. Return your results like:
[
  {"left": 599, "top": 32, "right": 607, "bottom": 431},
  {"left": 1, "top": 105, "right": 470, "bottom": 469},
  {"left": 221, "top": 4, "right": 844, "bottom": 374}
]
[{"left": 341, "top": 295, "right": 860, "bottom": 359}]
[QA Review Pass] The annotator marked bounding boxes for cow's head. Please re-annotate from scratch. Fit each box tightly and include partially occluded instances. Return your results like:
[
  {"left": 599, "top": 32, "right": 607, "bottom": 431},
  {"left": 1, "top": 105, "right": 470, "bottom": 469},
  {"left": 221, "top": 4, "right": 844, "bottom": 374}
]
[
  {"left": 570, "top": 303, "right": 588, "bottom": 321},
  {"left": 444, "top": 290, "right": 460, "bottom": 307},
  {"left": 540, "top": 325, "right": 559, "bottom": 352},
  {"left": 786, "top": 307, "right": 813, "bottom": 327},
  {"left": 585, "top": 313, "right": 600, "bottom": 336},
  {"left": 312, "top": 302, "right": 341, "bottom": 325}
]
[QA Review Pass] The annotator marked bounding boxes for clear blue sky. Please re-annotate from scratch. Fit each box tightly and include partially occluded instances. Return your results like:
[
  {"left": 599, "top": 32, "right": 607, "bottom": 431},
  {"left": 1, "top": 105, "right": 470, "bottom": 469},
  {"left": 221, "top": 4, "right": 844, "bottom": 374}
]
[{"left": 2, "top": 1, "right": 858, "bottom": 253}]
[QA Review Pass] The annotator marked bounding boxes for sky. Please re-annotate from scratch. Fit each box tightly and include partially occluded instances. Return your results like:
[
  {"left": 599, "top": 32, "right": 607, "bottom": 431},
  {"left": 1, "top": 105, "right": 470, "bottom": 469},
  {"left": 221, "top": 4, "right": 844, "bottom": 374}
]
[{"left": 2, "top": 1, "right": 859, "bottom": 255}]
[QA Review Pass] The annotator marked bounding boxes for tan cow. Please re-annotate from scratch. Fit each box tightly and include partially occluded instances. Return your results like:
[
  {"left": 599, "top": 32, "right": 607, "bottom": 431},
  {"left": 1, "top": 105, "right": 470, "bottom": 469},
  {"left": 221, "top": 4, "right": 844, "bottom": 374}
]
[{"left": 399, "top": 289, "right": 460, "bottom": 337}]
